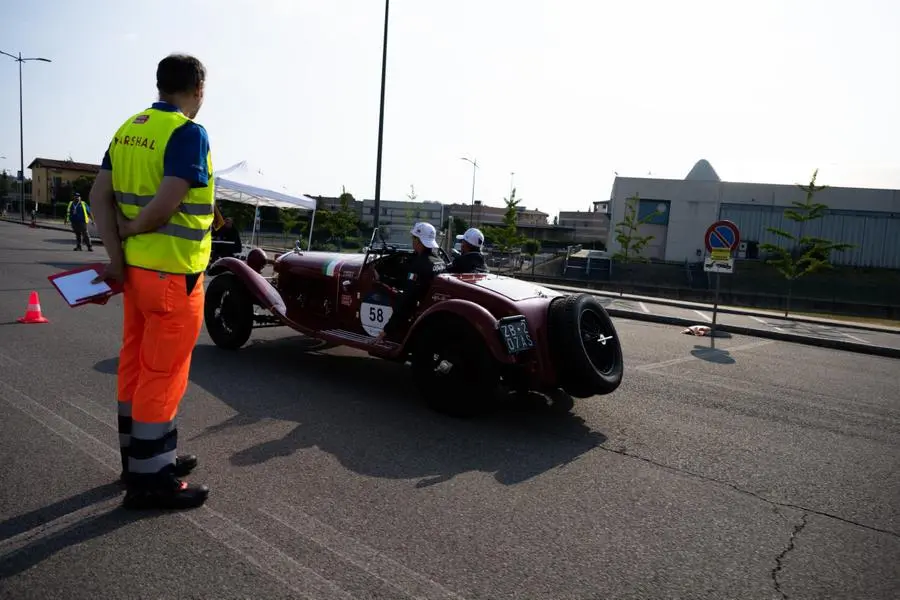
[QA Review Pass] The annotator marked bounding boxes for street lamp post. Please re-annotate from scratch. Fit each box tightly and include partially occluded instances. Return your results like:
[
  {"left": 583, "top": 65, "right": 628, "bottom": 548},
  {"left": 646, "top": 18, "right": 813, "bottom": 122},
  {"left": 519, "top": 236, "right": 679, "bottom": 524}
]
[
  {"left": 371, "top": 0, "right": 389, "bottom": 233},
  {"left": 1, "top": 50, "right": 52, "bottom": 222},
  {"left": 460, "top": 156, "right": 478, "bottom": 224}
]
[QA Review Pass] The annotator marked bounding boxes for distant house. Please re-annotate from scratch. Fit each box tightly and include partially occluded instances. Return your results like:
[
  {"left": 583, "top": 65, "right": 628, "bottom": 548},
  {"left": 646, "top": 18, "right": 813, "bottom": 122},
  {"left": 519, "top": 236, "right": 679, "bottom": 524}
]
[
  {"left": 28, "top": 157, "right": 100, "bottom": 205},
  {"left": 558, "top": 201, "right": 610, "bottom": 245}
]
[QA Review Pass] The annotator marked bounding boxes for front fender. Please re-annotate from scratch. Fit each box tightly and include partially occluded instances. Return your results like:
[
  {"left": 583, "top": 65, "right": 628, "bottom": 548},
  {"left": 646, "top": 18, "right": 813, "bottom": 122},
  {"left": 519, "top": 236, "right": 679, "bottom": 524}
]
[
  {"left": 402, "top": 299, "right": 514, "bottom": 364},
  {"left": 208, "top": 257, "right": 286, "bottom": 317}
]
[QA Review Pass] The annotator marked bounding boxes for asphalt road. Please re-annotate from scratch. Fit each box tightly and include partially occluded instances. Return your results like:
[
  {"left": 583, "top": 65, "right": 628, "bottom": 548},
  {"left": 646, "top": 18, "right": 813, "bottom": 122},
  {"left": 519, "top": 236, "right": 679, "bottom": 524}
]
[{"left": 1, "top": 222, "right": 899, "bottom": 600}]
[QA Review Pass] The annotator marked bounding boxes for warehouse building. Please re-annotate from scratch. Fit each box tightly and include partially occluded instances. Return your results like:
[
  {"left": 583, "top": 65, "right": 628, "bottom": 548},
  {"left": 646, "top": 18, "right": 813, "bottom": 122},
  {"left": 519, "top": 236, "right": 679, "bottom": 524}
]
[{"left": 606, "top": 160, "right": 900, "bottom": 269}]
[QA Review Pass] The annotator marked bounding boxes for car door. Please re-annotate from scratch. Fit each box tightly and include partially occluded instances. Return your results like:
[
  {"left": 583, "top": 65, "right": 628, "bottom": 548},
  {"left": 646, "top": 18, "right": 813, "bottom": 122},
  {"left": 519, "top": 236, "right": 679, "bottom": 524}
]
[
  {"left": 334, "top": 259, "right": 391, "bottom": 339},
  {"left": 338, "top": 254, "right": 409, "bottom": 339}
]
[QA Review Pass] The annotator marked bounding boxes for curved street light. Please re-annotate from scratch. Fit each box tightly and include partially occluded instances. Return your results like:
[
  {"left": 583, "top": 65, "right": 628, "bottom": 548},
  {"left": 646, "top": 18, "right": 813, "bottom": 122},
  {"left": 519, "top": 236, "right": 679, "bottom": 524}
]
[{"left": 0, "top": 50, "right": 52, "bottom": 222}]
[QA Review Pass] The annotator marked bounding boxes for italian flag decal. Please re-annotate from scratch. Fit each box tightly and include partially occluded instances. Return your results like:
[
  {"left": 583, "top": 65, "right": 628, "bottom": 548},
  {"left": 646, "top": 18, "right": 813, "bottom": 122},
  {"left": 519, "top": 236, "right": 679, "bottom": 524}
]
[{"left": 323, "top": 260, "right": 340, "bottom": 277}]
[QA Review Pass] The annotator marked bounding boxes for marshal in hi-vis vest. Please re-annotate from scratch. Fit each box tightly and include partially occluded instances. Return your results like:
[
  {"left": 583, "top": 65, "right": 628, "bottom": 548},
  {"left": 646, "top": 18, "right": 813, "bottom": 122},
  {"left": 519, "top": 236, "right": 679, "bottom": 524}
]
[{"left": 108, "top": 108, "right": 215, "bottom": 274}]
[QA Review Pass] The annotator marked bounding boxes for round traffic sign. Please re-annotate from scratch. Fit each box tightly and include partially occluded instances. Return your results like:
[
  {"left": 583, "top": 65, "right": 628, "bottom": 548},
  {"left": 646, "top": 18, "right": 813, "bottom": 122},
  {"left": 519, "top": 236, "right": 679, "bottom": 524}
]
[{"left": 704, "top": 220, "right": 741, "bottom": 253}]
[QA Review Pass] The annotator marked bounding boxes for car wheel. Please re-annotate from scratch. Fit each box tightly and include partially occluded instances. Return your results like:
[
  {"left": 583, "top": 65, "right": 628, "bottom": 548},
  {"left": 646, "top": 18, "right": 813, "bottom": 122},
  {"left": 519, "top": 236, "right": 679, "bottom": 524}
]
[
  {"left": 548, "top": 294, "right": 624, "bottom": 398},
  {"left": 204, "top": 272, "right": 254, "bottom": 350},
  {"left": 410, "top": 319, "right": 499, "bottom": 418}
]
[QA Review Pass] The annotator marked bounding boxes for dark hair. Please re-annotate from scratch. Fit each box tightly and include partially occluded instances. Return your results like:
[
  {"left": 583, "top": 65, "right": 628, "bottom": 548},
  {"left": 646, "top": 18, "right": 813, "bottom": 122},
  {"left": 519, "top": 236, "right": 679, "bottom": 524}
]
[{"left": 156, "top": 54, "right": 206, "bottom": 96}]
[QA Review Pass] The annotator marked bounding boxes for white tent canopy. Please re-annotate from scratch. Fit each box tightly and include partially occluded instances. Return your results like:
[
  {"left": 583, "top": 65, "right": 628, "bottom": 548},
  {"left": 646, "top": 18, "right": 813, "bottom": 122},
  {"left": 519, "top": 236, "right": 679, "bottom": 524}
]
[{"left": 213, "top": 160, "right": 317, "bottom": 248}]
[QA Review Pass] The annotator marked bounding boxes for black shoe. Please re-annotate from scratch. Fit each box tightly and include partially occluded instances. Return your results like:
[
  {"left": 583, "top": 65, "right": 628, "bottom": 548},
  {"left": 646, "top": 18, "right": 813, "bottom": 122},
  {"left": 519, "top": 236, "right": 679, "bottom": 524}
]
[
  {"left": 118, "top": 454, "right": 198, "bottom": 484},
  {"left": 123, "top": 479, "right": 210, "bottom": 510},
  {"left": 74, "top": 247, "right": 82, "bottom": 251},
  {"left": 174, "top": 453, "right": 198, "bottom": 476},
  {"left": 88, "top": 247, "right": 94, "bottom": 252}
]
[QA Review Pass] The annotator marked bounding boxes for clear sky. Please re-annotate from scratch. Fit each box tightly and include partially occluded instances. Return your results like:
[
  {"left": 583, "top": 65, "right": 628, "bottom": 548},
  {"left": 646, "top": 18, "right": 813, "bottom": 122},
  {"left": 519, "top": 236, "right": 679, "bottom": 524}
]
[{"left": 1, "top": 0, "right": 898, "bottom": 218}]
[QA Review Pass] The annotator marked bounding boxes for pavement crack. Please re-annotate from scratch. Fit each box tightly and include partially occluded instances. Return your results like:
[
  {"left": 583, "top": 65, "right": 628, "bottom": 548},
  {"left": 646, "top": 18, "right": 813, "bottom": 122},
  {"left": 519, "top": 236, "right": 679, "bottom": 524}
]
[
  {"left": 595, "top": 445, "right": 899, "bottom": 538},
  {"left": 771, "top": 512, "right": 808, "bottom": 600}
]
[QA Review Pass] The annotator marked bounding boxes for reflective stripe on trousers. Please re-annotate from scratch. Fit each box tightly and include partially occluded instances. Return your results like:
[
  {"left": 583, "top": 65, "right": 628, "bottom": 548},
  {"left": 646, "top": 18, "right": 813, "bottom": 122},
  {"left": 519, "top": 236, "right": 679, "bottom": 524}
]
[
  {"left": 129, "top": 419, "right": 178, "bottom": 474},
  {"left": 118, "top": 400, "right": 131, "bottom": 449},
  {"left": 118, "top": 400, "right": 179, "bottom": 473}
]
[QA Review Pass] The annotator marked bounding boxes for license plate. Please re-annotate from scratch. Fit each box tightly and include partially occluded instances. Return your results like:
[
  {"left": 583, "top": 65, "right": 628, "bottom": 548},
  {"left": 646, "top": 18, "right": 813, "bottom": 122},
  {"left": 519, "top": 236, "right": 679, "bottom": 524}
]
[{"left": 499, "top": 318, "right": 535, "bottom": 354}]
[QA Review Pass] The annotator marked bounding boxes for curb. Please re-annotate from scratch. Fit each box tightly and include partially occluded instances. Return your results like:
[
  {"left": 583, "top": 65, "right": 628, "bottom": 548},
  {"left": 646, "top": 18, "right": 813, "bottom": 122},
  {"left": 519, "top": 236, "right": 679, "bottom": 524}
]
[
  {"left": 535, "top": 281, "right": 900, "bottom": 335},
  {"left": 605, "top": 308, "right": 900, "bottom": 359}
]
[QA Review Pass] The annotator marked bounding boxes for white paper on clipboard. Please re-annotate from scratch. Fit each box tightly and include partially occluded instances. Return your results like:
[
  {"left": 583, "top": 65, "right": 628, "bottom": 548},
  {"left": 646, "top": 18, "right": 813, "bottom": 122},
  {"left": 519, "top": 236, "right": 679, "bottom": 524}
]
[{"left": 54, "top": 269, "right": 112, "bottom": 306}]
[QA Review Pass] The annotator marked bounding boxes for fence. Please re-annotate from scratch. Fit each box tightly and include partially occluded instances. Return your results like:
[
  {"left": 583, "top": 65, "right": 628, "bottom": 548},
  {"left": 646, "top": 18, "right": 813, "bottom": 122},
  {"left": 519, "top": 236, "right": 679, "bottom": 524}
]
[{"left": 521, "top": 257, "right": 900, "bottom": 318}]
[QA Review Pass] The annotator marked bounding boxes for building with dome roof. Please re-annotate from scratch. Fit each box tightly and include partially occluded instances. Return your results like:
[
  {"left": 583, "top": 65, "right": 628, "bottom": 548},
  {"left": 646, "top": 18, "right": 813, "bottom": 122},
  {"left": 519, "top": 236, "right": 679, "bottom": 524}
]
[{"left": 605, "top": 160, "right": 900, "bottom": 268}]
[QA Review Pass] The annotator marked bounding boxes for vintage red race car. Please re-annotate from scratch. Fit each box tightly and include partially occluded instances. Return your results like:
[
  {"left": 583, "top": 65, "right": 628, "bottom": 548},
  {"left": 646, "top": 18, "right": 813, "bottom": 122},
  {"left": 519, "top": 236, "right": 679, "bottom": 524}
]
[{"left": 203, "top": 238, "right": 624, "bottom": 416}]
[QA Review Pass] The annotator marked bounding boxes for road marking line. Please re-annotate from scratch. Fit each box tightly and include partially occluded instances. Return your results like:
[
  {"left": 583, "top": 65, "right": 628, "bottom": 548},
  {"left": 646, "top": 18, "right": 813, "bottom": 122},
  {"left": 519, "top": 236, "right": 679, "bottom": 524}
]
[
  {"left": 0, "top": 380, "right": 121, "bottom": 473},
  {"left": 0, "top": 351, "right": 23, "bottom": 367},
  {"left": 185, "top": 508, "right": 354, "bottom": 600},
  {"left": 261, "top": 503, "right": 465, "bottom": 600},
  {"left": 635, "top": 340, "right": 775, "bottom": 371},
  {"left": 58, "top": 393, "right": 117, "bottom": 431},
  {"left": 750, "top": 316, "right": 768, "bottom": 325},
  {"left": 693, "top": 310, "right": 712, "bottom": 322},
  {"left": 0, "top": 378, "right": 353, "bottom": 600},
  {"left": 840, "top": 331, "right": 872, "bottom": 345},
  {"left": 638, "top": 301, "right": 651, "bottom": 314}
]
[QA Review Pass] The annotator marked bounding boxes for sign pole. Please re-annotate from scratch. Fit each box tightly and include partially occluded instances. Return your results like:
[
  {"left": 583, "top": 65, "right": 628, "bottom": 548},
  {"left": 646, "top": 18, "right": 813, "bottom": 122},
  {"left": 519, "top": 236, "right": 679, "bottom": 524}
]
[
  {"left": 710, "top": 271, "right": 721, "bottom": 349},
  {"left": 703, "top": 219, "right": 740, "bottom": 349}
]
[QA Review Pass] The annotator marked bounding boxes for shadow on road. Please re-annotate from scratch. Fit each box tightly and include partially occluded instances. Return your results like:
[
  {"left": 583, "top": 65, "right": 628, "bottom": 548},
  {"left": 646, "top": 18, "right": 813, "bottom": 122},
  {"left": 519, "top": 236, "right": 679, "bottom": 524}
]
[
  {"left": 0, "top": 484, "right": 161, "bottom": 579},
  {"left": 0, "top": 483, "right": 122, "bottom": 541},
  {"left": 95, "top": 335, "right": 607, "bottom": 487},
  {"left": 689, "top": 345, "right": 737, "bottom": 364}
]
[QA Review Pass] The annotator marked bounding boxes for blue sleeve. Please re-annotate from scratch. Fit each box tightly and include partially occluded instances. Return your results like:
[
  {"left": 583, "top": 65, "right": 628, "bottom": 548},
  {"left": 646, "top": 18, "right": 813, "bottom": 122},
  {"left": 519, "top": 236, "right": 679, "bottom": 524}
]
[
  {"left": 163, "top": 122, "right": 210, "bottom": 188},
  {"left": 101, "top": 148, "right": 112, "bottom": 170}
]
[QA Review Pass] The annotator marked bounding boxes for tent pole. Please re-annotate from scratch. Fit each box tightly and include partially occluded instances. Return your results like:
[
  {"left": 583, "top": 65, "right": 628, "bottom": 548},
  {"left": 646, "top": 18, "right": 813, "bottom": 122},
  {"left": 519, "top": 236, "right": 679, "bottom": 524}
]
[
  {"left": 307, "top": 208, "right": 316, "bottom": 251},
  {"left": 253, "top": 199, "right": 260, "bottom": 248}
]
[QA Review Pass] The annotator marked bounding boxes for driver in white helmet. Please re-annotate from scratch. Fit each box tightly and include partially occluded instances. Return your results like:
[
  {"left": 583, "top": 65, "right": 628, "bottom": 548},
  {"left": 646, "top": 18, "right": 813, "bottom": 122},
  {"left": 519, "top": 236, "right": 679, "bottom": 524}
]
[
  {"left": 378, "top": 222, "right": 447, "bottom": 341},
  {"left": 446, "top": 227, "right": 488, "bottom": 274}
]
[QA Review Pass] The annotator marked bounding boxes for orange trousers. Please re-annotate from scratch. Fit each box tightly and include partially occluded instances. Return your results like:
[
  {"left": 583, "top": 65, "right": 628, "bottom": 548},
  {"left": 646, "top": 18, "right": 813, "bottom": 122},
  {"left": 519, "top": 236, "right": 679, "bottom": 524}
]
[{"left": 117, "top": 267, "right": 204, "bottom": 477}]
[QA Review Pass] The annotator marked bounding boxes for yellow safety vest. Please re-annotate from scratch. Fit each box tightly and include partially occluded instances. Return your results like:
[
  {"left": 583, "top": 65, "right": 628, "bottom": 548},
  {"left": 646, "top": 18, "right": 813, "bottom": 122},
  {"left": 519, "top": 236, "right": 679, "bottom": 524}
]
[
  {"left": 108, "top": 107, "right": 214, "bottom": 274},
  {"left": 66, "top": 200, "right": 90, "bottom": 222}
]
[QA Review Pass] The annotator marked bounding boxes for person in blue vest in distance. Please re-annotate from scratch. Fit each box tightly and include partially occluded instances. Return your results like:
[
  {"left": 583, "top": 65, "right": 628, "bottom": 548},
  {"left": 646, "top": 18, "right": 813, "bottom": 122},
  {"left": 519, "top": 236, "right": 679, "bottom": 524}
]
[{"left": 67, "top": 192, "right": 93, "bottom": 251}]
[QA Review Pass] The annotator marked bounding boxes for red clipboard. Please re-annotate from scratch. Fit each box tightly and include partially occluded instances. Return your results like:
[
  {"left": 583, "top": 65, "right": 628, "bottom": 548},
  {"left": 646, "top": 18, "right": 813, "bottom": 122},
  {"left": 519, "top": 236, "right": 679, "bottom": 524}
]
[{"left": 47, "top": 263, "right": 124, "bottom": 307}]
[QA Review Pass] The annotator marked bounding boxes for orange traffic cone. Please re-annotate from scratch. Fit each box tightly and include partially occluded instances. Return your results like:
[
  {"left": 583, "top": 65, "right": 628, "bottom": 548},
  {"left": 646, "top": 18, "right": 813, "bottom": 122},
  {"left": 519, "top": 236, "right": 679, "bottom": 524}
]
[{"left": 17, "top": 291, "right": 49, "bottom": 324}]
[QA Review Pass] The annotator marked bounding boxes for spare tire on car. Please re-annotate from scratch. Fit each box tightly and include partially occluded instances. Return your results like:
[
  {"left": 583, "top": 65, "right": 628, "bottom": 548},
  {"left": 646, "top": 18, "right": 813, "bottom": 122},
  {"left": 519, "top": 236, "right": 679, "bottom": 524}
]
[{"left": 548, "top": 294, "right": 623, "bottom": 398}]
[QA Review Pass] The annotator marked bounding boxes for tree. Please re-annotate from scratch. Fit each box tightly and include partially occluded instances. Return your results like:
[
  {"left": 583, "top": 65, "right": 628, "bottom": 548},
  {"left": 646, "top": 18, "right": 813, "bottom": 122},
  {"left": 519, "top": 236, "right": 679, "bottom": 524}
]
[
  {"left": 552, "top": 215, "right": 559, "bottom": 226},
  {"left": 523, "top": 238, "right": 541, "bottom": 275},
  {"left": 443, "top": 215, "right": 468, "bottom": 235},
  {"left": 71, "top": 175, "right": 95, "bottom": 199},
  {"left": 315, "top": 187, "right": 358, "bottom": 248},
  {"left": 483, "top": 188, "right": 527, "bottom": 252},
  {"left": 218, "top": 200, "right": 256, "bottom": 231},
  {"left": 612, "top": 194, "right": 660, "bottom": 295},
  {"left": 0, "top": 170, "right": 9, "bottom": 202},
  {"left": 404, "top": 184, "right": 417, "bottom": 231},
  {"left": 279, "top": 207, "right": 306, "bottom": 241},
  {"left": 759, "top": 169, "right": 854, "bottom": 317},
  {"left": 613, "top": 194, "right": 658, "bottom": 263}
]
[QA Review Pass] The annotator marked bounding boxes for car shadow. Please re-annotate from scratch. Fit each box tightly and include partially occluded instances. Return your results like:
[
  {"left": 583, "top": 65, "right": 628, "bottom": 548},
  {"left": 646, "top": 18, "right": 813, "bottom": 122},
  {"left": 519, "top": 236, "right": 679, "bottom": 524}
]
[{"left": 94, "top": 335, "right": 607, "bottom": 488}]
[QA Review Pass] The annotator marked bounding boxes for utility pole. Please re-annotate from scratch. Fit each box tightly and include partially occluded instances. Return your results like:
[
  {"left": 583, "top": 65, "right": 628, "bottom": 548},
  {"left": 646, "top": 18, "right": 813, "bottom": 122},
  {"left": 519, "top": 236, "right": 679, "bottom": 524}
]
[
  {"left": 0, "top": 50, "right": 52, "bottom": 222},
  {"left": 461, "top": 156, "right": 478, "bottom": 224},
  {"left": 371, "top": 0, "right": 390, "bottom": 232}
]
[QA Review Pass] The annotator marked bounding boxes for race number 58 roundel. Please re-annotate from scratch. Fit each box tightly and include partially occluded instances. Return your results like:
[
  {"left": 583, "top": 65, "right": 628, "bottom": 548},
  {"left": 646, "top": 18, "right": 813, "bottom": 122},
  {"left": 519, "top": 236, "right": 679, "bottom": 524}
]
[{"left": 360, "top": 290, "right": 393, "bottom": 337}]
